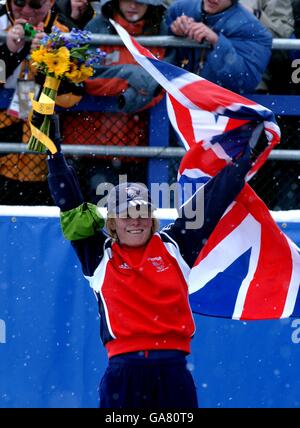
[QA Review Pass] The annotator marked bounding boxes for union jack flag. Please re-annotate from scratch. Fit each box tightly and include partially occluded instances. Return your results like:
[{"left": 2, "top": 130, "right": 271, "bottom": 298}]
[{"left": 112, "top": 20, "right": 300, "bottom": 319}]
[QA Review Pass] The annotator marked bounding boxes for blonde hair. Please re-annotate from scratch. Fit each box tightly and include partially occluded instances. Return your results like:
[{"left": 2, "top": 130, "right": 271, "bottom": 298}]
[{"left": 105, "top": 216, "right": 160, "bottom": 242}]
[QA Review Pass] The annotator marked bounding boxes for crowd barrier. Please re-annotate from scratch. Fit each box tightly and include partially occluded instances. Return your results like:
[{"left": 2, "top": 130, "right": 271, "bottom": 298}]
[
  {"left": 1, "top": 88, "right": 300, "bottom": 209},
  {"left": 0, "top": 206, "right": 300, "bottom": 408}
]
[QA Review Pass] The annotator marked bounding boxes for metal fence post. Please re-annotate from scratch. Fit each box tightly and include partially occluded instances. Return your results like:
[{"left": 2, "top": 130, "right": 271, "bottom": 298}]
[
  {"left": 148, "top": 96, "right": 170, "bottom": 207},
  {"left": 0, "top": 59, "right": 5, "bottom": 84}
]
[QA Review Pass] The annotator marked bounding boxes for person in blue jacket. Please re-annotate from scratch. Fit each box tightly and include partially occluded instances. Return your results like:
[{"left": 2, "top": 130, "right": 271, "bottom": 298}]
[{"left": 166, "top": 0, "right": 273, "bottom": 94}]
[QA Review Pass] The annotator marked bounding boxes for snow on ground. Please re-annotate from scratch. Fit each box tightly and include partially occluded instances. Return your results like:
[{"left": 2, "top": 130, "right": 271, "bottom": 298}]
[{"left": 1, "top": 205, "right": 300, "bottom": 223}]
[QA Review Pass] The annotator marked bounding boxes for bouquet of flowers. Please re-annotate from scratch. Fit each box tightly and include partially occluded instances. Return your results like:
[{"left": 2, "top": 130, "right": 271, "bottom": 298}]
[{"left": 28, "top": 27, "right": 105, "bottom": 153}]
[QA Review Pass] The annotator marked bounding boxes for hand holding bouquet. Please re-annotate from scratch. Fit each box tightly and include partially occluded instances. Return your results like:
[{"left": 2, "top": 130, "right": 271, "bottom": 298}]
[{"left": 28, "top": 27, "right": 105, "bottom": 154}]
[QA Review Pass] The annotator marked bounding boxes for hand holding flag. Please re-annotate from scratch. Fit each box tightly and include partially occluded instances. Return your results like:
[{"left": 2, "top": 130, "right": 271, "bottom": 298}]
[{"left": 111, "top": 20, "right": 300, "bottom": 320}]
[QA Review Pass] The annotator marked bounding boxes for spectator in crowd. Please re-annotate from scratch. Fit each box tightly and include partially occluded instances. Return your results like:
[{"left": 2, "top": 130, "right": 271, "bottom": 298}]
[
  {"left": 0, "top": 0, "right": 81, "bottom": 205},
  {"left": 240, "top": 0, "right": 294, "bottom": 38},
  {"left": 161, "top": 0, "right": 175, "bottom": 6},
  {"left": 240, "top": 0, "right": 295, "bottom": 93},
  {"left": 166, "top": 0, "right": 272, "bottom": 94},
  {"left": 61, "top": 0, "right": 175, "bottom": 200},
  {"left": 56, "top": 0, "right": 96, "bottom": 28}
]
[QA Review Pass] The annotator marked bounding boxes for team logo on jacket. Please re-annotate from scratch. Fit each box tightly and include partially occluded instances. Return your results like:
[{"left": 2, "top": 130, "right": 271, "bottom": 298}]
[
  {"left": 119, "top": 262, "right": 131, "bottom": 270},
  {"left": 147, "top": 256, "right": 169, "bottom": 272}
]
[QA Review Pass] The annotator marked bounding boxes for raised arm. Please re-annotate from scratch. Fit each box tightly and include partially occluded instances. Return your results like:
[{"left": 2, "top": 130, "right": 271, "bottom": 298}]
[
  {"left": 39, "top": 114, "right": 107, "bottom": 277},
  {"left": 161, "top": 150, "right": 252, "bottom": 267}
]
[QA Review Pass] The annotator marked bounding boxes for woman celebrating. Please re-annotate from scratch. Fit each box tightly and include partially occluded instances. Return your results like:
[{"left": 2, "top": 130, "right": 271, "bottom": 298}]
[{"left": 45, "top": 115, "right": 253, "bottom": 408}]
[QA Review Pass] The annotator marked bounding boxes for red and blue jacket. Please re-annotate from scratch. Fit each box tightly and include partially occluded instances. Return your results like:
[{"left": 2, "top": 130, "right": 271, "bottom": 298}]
[{"left": 47, "top": 152, "right": 251, "bottom": 358}]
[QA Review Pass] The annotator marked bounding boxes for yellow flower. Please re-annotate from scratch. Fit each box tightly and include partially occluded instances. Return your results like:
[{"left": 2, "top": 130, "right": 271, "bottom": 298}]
[
  {"left": 65, "top": 63, "right": 93, "bottom": 83},
  {"left": 31, "top": 47, "right": 48, "bottom": 64},
  {"left": 57, "top": 46, "right": 70, "bottom": 62},
  {"left": 79, "top": 65, "right": 93, "bottom": 80},
  {"left": 65, "top": 63, "right": 81, "bottom": 83},
  {"left": 43, "top": 47, "right": 70, "bottom": 78}
]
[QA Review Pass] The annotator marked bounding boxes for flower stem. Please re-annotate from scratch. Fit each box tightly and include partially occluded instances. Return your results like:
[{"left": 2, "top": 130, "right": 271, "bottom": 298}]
[{"left": 28, "top": 81, "right": 59, "bottom": 153}]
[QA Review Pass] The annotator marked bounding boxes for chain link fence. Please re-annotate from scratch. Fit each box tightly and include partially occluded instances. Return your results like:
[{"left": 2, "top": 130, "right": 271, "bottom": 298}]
[
  {"left": 0, "top": 109, "right": 150, "bottom": 205},
  {"left": 0, "top": 104, "right": 300, "bottom": 209},
  {"left": 60, "top": 110, "right": 149, "bottom": 203},
  {"left": 250, "top": 116, "right": 300, "bottom": 210},
  {"left": 0, "top": 112, "right": 50, "bottom": 205},
  {"left": 169, "top": 115, "right": 300, "bottom": 211},
  {"left": 1, "top": 31, "right": 300, "bottom": 209},
  {"left": 160, "top": 115, "right": 300, "bottom": 211}
]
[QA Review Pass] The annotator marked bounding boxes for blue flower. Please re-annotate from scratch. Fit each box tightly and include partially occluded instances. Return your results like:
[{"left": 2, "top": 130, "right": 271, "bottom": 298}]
[{"left": 69, "top": 28, "right": 92, "bottom": 45}]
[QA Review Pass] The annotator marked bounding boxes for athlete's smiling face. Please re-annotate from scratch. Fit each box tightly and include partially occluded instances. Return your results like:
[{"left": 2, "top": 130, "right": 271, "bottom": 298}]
[{"left": 113, "top": 216, "right": 153, "bottom": 247}]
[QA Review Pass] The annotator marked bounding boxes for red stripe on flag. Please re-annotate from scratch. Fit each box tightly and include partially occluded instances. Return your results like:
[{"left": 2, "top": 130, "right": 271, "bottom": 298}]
[
  {"left": 247, "top": 127, "right": 280, "bottom": 178},
  {"left": 179, "top": 142, "right": 228, "bottom": 177},
  {"left": 224, "top": 118, "right": 250, "bottom": 133},
  {"left": 180, "top": 79, "right": 257, "bottom": 112},
  {"left": 238, "top": 186, "right": 293, "bottom": 319},
  {"left": 130, "top": 36, "right": 155, "bottom": 59},
  {"left": 169, "top": 95, "right": 196, "bottom": 147},
  {"left": 195, "top": 197, "right": 248, "bottom": 263}
]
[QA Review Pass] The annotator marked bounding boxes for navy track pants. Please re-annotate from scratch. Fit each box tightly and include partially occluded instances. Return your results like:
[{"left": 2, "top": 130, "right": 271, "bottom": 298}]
[{"left": 99, "top": 350, "right": 198, "bottom": 408}]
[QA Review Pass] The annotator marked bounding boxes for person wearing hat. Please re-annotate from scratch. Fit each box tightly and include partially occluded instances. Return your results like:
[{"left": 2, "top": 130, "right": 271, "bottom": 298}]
[
  {"left": 55, "top": 0, "right": 97, "bottom": 28},
  {"left": 166, "top": 0, "right": 272, "bottom": 94},
  {"left": 83, "top": 0, "right": 171, "bottom": 113},
  {"left": 60, "top": 0, "right": 175, "bottom": 197},
  {"left": 0, "top": 0, "right": 83, "bottom": 204},
  {"left": 239, "top": 0, "right": 295, "bottom": 94},
  {"left": 45, "top": 114, "right": 254, "bottom": 408}
]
